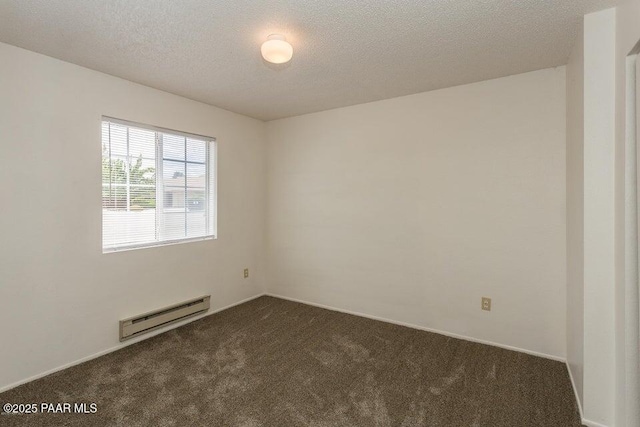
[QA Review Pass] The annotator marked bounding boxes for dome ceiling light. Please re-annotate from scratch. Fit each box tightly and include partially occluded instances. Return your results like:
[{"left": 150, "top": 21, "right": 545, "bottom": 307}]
[{"left": 261, "top": 34, "right": 293, "bottom": 64}]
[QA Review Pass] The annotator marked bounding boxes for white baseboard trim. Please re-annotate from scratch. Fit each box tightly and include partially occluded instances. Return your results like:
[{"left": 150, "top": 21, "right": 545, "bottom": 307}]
[
  {"left": 582, "top": 419, "right": 609, "bottom": 427},
  {"left": 265, "top": 292, "right": 566, "bottom": 363},
  {"left": 0, "top": 292, "right": 266, "bottom": 394},
  {"left": 566, "top": 362, "right": 586, "bottom": 424}
]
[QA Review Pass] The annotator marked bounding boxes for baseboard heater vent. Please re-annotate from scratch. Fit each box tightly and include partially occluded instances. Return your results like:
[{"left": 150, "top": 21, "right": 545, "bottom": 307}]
[{"left": 119, "top": 295, "right": 211, "bottom": 341}]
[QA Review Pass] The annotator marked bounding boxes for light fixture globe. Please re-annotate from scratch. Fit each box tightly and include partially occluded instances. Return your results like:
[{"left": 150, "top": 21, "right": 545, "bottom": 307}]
[{"left": 261, "top": 34, "right": 293, "bottom": 64}]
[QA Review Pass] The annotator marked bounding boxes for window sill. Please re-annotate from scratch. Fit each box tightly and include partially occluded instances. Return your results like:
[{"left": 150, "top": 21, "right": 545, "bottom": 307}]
[{"left": 102, "top": 235, "right": 216, "bottom": 254}]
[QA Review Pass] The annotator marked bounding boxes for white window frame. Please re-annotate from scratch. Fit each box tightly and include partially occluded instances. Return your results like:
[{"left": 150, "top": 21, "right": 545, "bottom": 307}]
[{"left": 102, "top": 116, "right": 217, "bottom": 253}]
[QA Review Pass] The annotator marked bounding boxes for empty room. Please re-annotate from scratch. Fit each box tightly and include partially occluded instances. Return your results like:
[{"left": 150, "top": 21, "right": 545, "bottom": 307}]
[{"left": 1, "top": 1, "right": 640, "bottom": 426}]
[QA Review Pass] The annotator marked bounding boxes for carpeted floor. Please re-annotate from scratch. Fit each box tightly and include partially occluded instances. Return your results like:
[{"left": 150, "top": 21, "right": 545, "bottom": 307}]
[{"left": 0, "top": 296, "right": 583, "bottom": 426}]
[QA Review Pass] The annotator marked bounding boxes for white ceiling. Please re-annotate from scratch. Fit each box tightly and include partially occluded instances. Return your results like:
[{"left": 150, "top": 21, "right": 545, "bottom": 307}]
[{"left": 0, "top": 0, "right": 619, "bottom": 121}]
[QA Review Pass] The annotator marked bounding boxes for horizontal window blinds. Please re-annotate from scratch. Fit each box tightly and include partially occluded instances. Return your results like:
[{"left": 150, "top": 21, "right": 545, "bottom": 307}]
[{"left": 102, "top": 118, "right": 216, "bottom": 252}]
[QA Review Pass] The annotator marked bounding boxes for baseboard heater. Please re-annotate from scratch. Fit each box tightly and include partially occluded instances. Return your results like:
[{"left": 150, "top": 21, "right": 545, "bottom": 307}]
[{"left": 119, "top": 295, "right": 211, "bottom": 341}]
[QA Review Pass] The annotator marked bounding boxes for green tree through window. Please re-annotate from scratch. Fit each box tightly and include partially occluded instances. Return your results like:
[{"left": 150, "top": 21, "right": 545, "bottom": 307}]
[{"left": 102, "top": 145, "right": 156, "bottom": 210}]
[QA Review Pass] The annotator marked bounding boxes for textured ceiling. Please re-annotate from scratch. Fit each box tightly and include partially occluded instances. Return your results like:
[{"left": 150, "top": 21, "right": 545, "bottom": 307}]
[{"left": 0, "top": 0, "right": 620, "bottom": 121}]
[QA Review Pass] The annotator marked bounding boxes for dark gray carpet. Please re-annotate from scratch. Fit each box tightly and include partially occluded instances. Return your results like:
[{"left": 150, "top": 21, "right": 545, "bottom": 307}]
[{"left": 0, "top": 296, "right": 583, "bottom": 426}]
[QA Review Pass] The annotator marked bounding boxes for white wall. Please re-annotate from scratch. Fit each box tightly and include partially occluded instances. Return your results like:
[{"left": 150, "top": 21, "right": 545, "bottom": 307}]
[
  {"left": 614, "top": 1, "right": 640, "bottom": 426},
  {"left": 0, "top": 42, "right": 267, "bottom": 391},
  {"left": 266, "top": 68, "right": 567, "bottom": 359},
  {"left": 582, "top": 9, "right": 617, "bottom": 427},
  {"left": 566, "top": 18, "right": 585, "bottom": 409},
  {"left": 567, "top": 7, "right": 638, "bottom": 426}
]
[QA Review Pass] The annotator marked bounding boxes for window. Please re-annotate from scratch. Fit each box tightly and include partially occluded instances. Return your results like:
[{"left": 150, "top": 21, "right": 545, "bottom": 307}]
[{"left": 101, "top": 117, "right": 216, "bottom": 252}]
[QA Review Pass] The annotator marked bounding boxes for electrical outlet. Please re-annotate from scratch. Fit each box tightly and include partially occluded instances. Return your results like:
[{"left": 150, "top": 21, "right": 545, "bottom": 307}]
[
  {"left": 244, "top": 268, "right": 249, "bottom": 279},
  {"left": 482, "top": 297, "right": 491, "bottom": 311}
]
